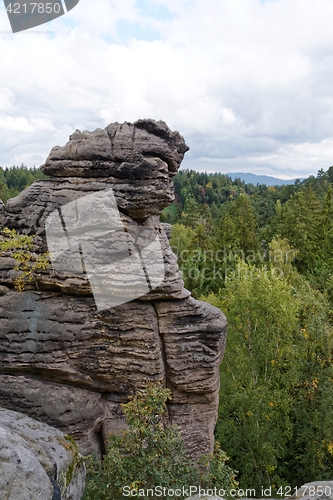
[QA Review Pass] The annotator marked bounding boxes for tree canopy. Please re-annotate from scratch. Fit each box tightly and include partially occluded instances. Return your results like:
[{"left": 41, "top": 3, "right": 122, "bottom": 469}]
[{"left": 0, "top": 164, "right": 46, "bottom": 203}]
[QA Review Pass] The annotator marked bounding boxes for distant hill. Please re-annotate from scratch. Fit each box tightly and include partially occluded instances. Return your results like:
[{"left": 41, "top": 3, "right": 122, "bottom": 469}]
[{"left": 226, "top": 172, "right": 305, "bottom": 186}]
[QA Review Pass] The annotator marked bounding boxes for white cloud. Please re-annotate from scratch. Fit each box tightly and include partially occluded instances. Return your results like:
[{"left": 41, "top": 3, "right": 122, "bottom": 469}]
[
  {"left": 0, "top": 115, "right": 54, "bottom": 132},
  {"left": 0, "top": 0, "right": 333, "bottom": 177},
  {"left": 183, "top": 138, "right": 333, "bottom": 179},
  {"left": 0, "top": 88, "right": 14, "bottom": 110}
]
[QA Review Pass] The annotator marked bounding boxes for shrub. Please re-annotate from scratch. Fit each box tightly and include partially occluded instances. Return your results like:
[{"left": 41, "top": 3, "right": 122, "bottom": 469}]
[
  {"left": 83, "top": 383, "right": 238, "bottom": 500},
  {"left": 0, "top": 228, "right": 49, "bottom": 291}
]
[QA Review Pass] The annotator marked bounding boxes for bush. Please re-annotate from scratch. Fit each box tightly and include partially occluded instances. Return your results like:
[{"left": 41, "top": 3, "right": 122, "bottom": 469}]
[
  {"left": 83, "top": 383, "right": 238, "bottom": 500},
  {"left": 0, "top": 228, "right": 49, "bottom": 291}
]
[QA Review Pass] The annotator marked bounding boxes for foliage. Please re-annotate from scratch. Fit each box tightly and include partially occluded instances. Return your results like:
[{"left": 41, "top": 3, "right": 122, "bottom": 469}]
[
  {"left": 215, "top": 194, "right": 260, "bottom": 254},
  {"left": 0, "top": 228, "right": 49, "bottom": 291},
  {"left": 204, "top": 265, "right": 299, "bottom": 490},
  {"left": 285, "top": 280, "right": 333, "bottom": 482},
  {"left": 0, "top": 164, "right": 46, "bottom": 203},
  {"left": 273, "top": 186, "right": 327, "bottom": 272},
  {"left": 6, "top": 163, "right": 333, "bottom": 492},
  {"left": 83, "top": 383, "right": 238, "bottom": 500},
  {"left": 305, "top": 260, "right": 333, "bottom": 305},
  {"left": 203, "top": 263, "right": 333, "bottom": 491},
  {"left": 170, "top": 223, "right": 195, "bottom": 258}
]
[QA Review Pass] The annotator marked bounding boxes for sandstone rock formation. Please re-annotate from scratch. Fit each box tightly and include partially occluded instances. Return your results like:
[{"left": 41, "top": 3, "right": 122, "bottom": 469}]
[
  {"left": 0, "top": 119, "right": 227, "bottom": 461},
  {"left": 0, "top": 407, "right": 85, "bottom": 500}
]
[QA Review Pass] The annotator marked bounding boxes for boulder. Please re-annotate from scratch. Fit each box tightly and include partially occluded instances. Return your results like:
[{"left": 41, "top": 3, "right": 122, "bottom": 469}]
[
  {"left": 292, "top": 481, "right": 333, "bottom": 500},
  {"left": 0, "top": 407, "right": 85, "bottom": 500}
]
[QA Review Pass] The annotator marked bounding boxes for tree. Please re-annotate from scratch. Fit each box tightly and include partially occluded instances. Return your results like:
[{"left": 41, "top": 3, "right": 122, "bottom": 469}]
[
  {"left": 274, "top": 186, "right": 325, "bottom": 272},
  {"left": 203, "top": 264, "right": 333, "bottom": 491},
  {"left": 209, "top": 265, "right": 299, "bottom": 490},
  {"left": 215, "top": 195, "right": 260, "bottom": 266},
  {"left": 0, "top": 165, "right": 46, "bottom": 203},
  {"left": 83, "top": 383, "right": 238, "bottom": 500},
  {"left": 180, "top": 196, "right": 201, "bottom": 228},
  {"left": 160, "top": 202, "right": 182, "bottom": 224},
  {"left": 0, "top": 180, "right": 9, "bottom": 204},
  {"left": 0, "top": 168, "right": 9, "bottom": 203},
  {"left": 170, "top": 223, "right": 195, "bottom": 259},
  {"left": 321, "top": 185, "right": 333, "bottom": 257},
  {"left": 284, "top": 280, "right": 333, "bottom": 483}
]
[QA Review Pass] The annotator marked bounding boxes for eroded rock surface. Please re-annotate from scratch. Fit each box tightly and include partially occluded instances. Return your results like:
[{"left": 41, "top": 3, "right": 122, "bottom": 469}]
[
  {"left": 0, "top": 119, "right": 227, "bottom": 461},
  {"left": 0, "top": 407, "right": 85, "bottom": 500},
  {"left": 292, "top": 482, "right": 333, "bottom": 500}
]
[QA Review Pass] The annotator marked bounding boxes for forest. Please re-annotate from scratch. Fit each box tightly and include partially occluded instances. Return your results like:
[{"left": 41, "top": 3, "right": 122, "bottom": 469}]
[
  {"left": 0, "top": 164, "right": 46, "bottom": 203},
  {"left": 1, "top": 164, "right": 333, "bottom": 494},
  {"left": 161, "top": 167, "right": 333, "bottom": 491}
]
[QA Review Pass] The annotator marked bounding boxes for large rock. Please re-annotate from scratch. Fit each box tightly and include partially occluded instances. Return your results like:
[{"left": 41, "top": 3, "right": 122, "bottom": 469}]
[
  {"left": 0, "top": 407, "right": 85, "bottom": 500},
  {"left": 0, "top": 119, "right": 227, "bottom": 461},
  {"left": 41, "top": 120, "right": 188, "bottom": 178},
  {"left": 292, "top": 482, "right": 333, "bottom": 500}
]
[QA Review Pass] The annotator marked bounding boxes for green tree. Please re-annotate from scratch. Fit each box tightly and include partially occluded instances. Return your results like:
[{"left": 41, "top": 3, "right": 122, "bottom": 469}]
[
  {"left": 217, "top": 195, "right": 260, "bottom": 255},
  {"left": 83, "top": 383, "right": 238, "bottom": 500},
  {"left": 160, "top": 202, "right": 182, "bottom": 224},
  {"left": 321, "top": 185, "right": 333, "bottom": 257},
  {"left": 207, "top": 265, "right": 299, "bottom": 490},
  {"left": 0, "top": 168, "right": 9, "bottom": 203},
  {"left": 274, "top": 186, "right": 325, "bottom": 272},
  {"left": 180, "top": 196, "right": 201, "bottom": 228},
  {"left": 284, "top": 280, "right": 333, "bottom": 483},
  {"left": 203, "top": 264, "right": 333, "bottom": 491},
  {"left": 0, "top": 165, "right": 46, "bottom": 203},
  {"left": 170, "top": 223, "right": 195, "bottom": 259}
]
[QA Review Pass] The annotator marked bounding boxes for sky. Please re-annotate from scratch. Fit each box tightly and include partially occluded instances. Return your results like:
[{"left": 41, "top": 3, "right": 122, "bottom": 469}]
[{"left": 1, "top": 0, "right": 333, "bottom": 179}]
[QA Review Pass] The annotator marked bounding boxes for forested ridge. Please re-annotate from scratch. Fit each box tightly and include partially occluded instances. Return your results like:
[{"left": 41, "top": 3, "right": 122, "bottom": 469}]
[
  {"left": 2, "top": 164, "right": 333, "bottom": 492},
  {"left": 0, "top": 164, "right": 46, "bottom": 203}
]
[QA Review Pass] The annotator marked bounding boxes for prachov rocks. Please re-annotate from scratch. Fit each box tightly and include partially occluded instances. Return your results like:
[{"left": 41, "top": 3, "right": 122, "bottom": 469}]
[{"left": 0, "top": 119, "right": 227, "bottom": 461}]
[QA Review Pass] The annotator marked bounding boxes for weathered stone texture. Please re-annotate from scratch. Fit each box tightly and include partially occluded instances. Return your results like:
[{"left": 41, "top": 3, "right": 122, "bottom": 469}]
[
  {"left": 0, "top": 119, "right": 227, "bottom": 462},
  {"left": 0, "top": 407, "right": 85, "bottom": 500},
  {"left": 41, "top": 120, "right": 188, "bottom": 179}
]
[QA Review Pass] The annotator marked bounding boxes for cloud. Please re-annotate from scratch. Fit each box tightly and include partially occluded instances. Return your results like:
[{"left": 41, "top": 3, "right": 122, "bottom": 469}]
[
  {"left": 0, "top": 88, "right": 15, "bottom": 110},
  {"left": 0, "top": 0, "right": 333, "bottom": 177},
  {"left": 184, "top": 138, "right": 333, "bottom": 179}
]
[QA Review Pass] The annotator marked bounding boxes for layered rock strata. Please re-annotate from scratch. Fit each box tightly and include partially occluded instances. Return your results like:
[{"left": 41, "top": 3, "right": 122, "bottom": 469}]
[{"left": 0, "top": 119, "right": 227, "bottom": 460}]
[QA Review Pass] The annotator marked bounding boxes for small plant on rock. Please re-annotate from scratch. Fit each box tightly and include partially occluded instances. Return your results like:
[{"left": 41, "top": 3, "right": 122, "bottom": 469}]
[{"left": 0, "top": 228, "right": 49, "bottom": 291}]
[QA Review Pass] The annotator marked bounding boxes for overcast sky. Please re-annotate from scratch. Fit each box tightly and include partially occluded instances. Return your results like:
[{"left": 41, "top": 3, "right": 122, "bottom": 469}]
[{"left": 1, "top": 0, "right": 333, "bottom": 178}]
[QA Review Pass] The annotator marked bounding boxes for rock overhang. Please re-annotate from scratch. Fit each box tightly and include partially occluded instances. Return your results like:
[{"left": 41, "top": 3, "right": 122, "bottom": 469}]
[{"left": 41, "top": 119, "right": 189, "bottom": 180}]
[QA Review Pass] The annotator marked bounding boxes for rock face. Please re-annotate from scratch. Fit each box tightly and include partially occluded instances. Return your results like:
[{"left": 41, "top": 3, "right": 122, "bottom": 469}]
[
  {"left": 0, "top": 200, "right": 4, "bottom": 227},
  {"left": 0, "top": 407, "right": 85, "bottom": 500},
  {"left": 0, "top": 119, "right": 227, "bottom": 461}
]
